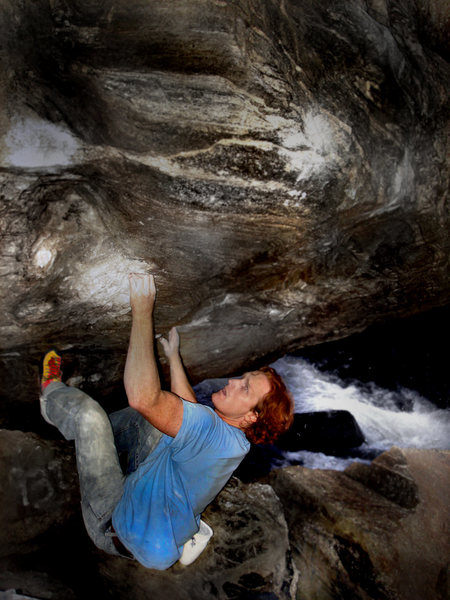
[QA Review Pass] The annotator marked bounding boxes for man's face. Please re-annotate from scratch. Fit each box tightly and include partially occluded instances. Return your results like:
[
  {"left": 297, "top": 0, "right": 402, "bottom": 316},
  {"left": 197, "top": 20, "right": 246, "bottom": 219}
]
[{"left": 211, "top": 371, "right": 271, "bottom": 425}]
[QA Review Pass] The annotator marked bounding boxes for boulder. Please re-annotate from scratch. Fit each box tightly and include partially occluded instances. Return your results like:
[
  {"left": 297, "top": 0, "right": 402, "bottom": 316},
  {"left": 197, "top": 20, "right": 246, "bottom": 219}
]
[
  {"left": 0, "top": 430, "right": 80, "bottom": 558},
  {"left": 93, "top": 477, "right": 294, "bottom": 600},
  {"left": 2, "top": 429, "right": 449, "bottom": 600},
  {"left": 234, "top": 410, "right": 365, "bottom": 483},
  {"left": 269, "top": 446, "right": 450, "bottom": 600},
  {"left": 0, "top": 429, "right": 293, "bottom": 600},
  {"left": 345, "top": 445, "right": 419, "bottom": 509},
  {"left": 276, "top": 410, "right": 365, "bottom": 452},
  {"left": 0, "top": 0, "right": 449, "bottom": 427}
]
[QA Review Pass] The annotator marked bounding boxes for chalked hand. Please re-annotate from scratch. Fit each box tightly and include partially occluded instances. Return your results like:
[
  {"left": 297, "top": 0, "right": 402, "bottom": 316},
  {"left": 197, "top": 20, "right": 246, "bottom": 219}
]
[
  {"left": 160, "top": 327, "right": 180, "bottom": 359},
  {"left": 129, "top": 273, "right": 156, "bottom": 313}
]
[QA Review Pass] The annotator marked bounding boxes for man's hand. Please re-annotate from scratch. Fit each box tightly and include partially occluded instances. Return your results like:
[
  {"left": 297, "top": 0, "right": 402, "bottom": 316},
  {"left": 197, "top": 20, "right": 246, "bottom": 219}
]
[
  {"left": 125, "top": 272, "right": 185, "bottom": 435},
  {"left": 160, "top": 327, "right": 180, "bottom": 360},
  {"left": 129, "top": 273, "right": 156, "bottom": 314}
]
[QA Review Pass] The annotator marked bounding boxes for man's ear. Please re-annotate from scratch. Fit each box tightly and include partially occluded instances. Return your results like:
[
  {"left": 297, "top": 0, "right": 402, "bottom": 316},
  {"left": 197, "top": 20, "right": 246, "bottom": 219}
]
[{"left": 240, "top": 410, "right": 258, "bottom": 428}]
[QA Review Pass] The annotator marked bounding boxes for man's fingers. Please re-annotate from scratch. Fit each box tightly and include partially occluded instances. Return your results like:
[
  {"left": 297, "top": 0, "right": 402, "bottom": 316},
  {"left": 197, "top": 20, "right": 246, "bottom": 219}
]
[
  {"left": 148, "top": 274, "right": 156, "bottom": 296},
  {"left": 129, "top": 273, "right": 155, "bottom": 296}
]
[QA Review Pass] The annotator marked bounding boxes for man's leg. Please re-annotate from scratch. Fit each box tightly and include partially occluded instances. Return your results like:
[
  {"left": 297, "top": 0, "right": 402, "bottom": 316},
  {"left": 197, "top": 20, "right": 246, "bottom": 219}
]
[
  {"left": 41, "top": 380, "right": 125, "bottom": 556},
  {"left": 109, "top": 407, "right": 162, "bottom": 474}
]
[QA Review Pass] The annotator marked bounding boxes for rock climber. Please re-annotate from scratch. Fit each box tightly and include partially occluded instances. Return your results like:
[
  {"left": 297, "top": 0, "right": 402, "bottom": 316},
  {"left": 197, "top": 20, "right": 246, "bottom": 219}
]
[{"left": 39, "top": 273, "right": 293, "bottom": 569}]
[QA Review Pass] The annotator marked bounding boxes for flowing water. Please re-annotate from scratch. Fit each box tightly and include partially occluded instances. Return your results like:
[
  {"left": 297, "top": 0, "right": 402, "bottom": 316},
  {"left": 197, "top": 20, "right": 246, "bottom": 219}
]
[
  {"left": 270, "top": 355, "right": 450, "bottom": 470},
  {"left": 195, "top": 352, "right": 450, "bottom": 471}
]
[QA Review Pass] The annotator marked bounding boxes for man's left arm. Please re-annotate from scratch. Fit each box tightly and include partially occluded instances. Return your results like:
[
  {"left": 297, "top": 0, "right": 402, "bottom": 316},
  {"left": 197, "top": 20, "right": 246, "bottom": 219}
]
[{"left": 160, "top": 327, "right": 197, "bottom": 403}]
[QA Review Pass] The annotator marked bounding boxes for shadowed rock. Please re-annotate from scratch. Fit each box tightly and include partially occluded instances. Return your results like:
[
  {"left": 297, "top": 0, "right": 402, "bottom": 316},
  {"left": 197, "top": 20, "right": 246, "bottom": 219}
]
[
  {"left": 276, "top": 410, "right": 365, "bottom": 452},
  {"left": 0, "top": 430, "right": 80, "bottom": 558},
  {"left": 0, "top": 429, "right": 293, "bottom": 599},
  {"left": 269, "top": 446, "right": 450, "bottom": 600},
  {"left": 2, "top": 431, "right": 449, "bottom": 599},
  {"left": 93, "top": 477, "right": 294, "bottom": 600},
  {"left": 0, "top": 2, "right": 449, "bottom": 430}
]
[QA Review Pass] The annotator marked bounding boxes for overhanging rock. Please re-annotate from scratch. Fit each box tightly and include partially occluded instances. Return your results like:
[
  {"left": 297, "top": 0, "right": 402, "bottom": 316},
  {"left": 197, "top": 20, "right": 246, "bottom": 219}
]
[{"left": 0, "top": 1, "right": 449, "bottom": 425}]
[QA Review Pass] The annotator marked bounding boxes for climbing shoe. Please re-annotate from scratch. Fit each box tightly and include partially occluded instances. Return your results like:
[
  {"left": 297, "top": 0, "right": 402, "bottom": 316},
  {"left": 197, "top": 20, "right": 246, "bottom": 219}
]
[
  {"left": 179, "top": 520, "right": 213, "bottom": 566},
  {"left": 41, "top": 349, "right": 62, "bottom": 391}
]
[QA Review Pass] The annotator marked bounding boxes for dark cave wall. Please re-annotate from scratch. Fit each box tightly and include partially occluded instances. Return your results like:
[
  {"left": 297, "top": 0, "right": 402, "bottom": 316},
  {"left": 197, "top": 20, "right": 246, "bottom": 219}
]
[{"left": 0, "top": 0, "right": 449, "bottom": 426}]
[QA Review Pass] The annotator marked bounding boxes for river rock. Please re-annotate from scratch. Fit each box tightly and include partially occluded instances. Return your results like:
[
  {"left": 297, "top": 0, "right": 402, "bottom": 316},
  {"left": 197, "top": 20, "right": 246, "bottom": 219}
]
[
  {"left": 0, "top": 0, "right": 449, "bottom": 428},
  {"left": 234, "top": 410, "right": 366, "bottom": 483},
  {"left": 276, "top": 410, "right": 365, "bottom": 452},
  {"left": 269, "top": 446, "right": 450, "bottom": 600},
  {"left": 0, "top": 429, "right": 293, "bottom": 599}
]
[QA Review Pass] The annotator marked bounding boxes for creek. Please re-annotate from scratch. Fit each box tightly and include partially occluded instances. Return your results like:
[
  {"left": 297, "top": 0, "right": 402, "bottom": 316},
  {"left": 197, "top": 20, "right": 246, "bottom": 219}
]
[{"left": 195, "top": 305, "right": 450, "bottom": 472}]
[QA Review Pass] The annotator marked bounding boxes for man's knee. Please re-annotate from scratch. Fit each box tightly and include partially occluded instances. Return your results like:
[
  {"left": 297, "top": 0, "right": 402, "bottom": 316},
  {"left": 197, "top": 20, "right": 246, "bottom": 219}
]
[{"left": 77, "top": 397, "right": 110, "bottom": 435}]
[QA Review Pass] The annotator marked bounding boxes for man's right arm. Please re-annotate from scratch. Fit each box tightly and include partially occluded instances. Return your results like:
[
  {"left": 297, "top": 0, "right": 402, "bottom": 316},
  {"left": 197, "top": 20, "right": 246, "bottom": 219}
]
[{"left": 124, "top": 273, "right": 184, "bottom": 437}]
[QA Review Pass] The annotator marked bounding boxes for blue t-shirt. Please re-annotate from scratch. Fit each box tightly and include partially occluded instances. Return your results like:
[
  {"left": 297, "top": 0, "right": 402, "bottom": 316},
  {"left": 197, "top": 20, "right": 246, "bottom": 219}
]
[{"left": 112, "top": 400, "right": 249, "bottom": 569}]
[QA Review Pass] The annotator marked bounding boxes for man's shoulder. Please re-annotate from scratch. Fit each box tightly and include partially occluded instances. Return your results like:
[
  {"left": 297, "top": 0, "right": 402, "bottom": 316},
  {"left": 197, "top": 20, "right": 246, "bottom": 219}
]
[{"left": 174, "top": 399, "right": 249, "bottom": 454}]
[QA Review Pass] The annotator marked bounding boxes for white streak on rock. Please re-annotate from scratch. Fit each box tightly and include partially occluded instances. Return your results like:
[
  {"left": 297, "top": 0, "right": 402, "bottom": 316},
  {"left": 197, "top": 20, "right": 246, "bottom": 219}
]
[
  {"left": 3, "top": 112, "right": 80, "bottom": 168},
  {"left": 70, "top": 251, "right": 155, "bottom": 314},
  {"left": 34, "top": 247, "right": 54, "bottom": 269}
]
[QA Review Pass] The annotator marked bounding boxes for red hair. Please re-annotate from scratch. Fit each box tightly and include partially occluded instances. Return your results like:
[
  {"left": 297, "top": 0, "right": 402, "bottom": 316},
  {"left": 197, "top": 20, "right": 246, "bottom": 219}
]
[{"left": 244, "top": 366, "right": 294, "bottom": 445}]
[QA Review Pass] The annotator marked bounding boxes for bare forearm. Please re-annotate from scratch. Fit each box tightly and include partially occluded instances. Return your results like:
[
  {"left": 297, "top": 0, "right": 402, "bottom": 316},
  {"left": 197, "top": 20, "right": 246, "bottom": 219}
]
[
  {"left": 125, "top": 273, "right": 183, "bottom": 436},
  {"left": 124, "top": 311, "right": 161, "bottom": 409},
  {"left": 169, "top": 352, "right": 197, "bottom": 403}
]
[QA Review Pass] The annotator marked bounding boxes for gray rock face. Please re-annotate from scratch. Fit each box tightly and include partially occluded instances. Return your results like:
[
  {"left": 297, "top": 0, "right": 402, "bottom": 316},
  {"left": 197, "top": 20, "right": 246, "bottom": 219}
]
[
  {"left": 269, "top": 446, "right": 450, "bottom": 600},
  {"left": 0, "top": 430, "right": 80, "bottom": 558},
  {"left": 2, "top": 431, "right": 449, "bottom": 600},
  {"left": 0, "top": 1, "right": 449, "bottom": 424}
]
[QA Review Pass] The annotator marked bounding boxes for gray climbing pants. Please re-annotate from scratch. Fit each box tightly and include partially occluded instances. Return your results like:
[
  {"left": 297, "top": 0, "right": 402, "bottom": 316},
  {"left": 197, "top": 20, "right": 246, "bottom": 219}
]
[{"left": 41, "top": 382, "right": 162, "bottom": 555}]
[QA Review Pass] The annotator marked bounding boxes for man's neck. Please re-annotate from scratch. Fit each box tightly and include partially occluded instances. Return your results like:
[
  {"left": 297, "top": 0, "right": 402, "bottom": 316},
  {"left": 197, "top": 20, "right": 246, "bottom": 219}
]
[{"left": 215, "top": 409, "right": 244, "bottom": 431}]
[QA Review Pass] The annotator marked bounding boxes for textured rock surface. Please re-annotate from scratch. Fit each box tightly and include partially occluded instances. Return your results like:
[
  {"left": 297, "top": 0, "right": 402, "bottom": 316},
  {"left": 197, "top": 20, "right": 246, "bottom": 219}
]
[
  {"left": 0, "top": 431, "right": 293, "bottom": 599},
  {"left": 269, "top": 446, "right": 450, "bottom": 600},
  {"left": 0, "top": 0, "right": 449, "bottom": 425},
  {"left": 0, "top": 430, "right": 82, "bottom": 599},
  {"left": 2, "top": 431, "right": 449, "bottom": 599},
  {"left": 0, "top": 430, "right": 80, "bottom": 558},
  {"left": 93, "top": 477, "right": 294, "bottom": 600}
]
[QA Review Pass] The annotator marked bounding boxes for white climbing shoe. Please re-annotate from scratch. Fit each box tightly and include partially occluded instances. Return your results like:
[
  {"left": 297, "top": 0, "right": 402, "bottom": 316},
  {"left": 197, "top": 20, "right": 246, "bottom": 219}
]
[{"left": 179, "top": 520, "right": 213, "bottom": 566}]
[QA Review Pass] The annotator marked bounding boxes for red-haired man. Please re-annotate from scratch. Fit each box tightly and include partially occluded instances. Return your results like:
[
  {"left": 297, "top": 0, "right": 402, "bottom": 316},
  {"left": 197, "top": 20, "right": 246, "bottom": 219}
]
[{"left": 40, "top": 273, "right": 293, "bottom": 569}]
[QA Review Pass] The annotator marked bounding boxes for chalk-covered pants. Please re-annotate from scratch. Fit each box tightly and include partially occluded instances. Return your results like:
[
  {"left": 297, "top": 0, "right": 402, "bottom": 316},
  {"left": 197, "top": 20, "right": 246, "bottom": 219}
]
[{"left": 41, "top": 382, "right": 162, "bottom": 555}]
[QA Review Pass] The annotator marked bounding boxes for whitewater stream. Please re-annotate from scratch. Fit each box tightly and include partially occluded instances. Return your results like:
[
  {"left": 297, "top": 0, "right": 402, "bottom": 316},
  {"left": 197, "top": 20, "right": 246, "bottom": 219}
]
[
  {"left": 195, "top": 354, "right": 450, "bottom": 471},
  {"left": 270, "top": 355, "right": 450, "bottom": 470}
]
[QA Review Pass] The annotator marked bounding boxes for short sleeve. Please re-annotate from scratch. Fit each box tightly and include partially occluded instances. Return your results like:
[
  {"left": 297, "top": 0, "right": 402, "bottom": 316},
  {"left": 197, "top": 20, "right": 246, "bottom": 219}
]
[{"left": 168, "top": 400, "right": 220, "bottom": 459}]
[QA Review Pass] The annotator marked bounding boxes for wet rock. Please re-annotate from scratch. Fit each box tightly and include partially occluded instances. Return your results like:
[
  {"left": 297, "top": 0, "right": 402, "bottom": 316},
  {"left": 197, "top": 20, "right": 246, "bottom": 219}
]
[
  {"left": 234, "top": 410, "right": 365, "bottom": 483},
  {"left": 269, "top": 446, "right": 450, "bottom": 600},
  {"left": 0, "top": 1, "right": 449, "bottom": 427},
  {"left": 276, "top": 410, "right": 365, "bottom": 452}
]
